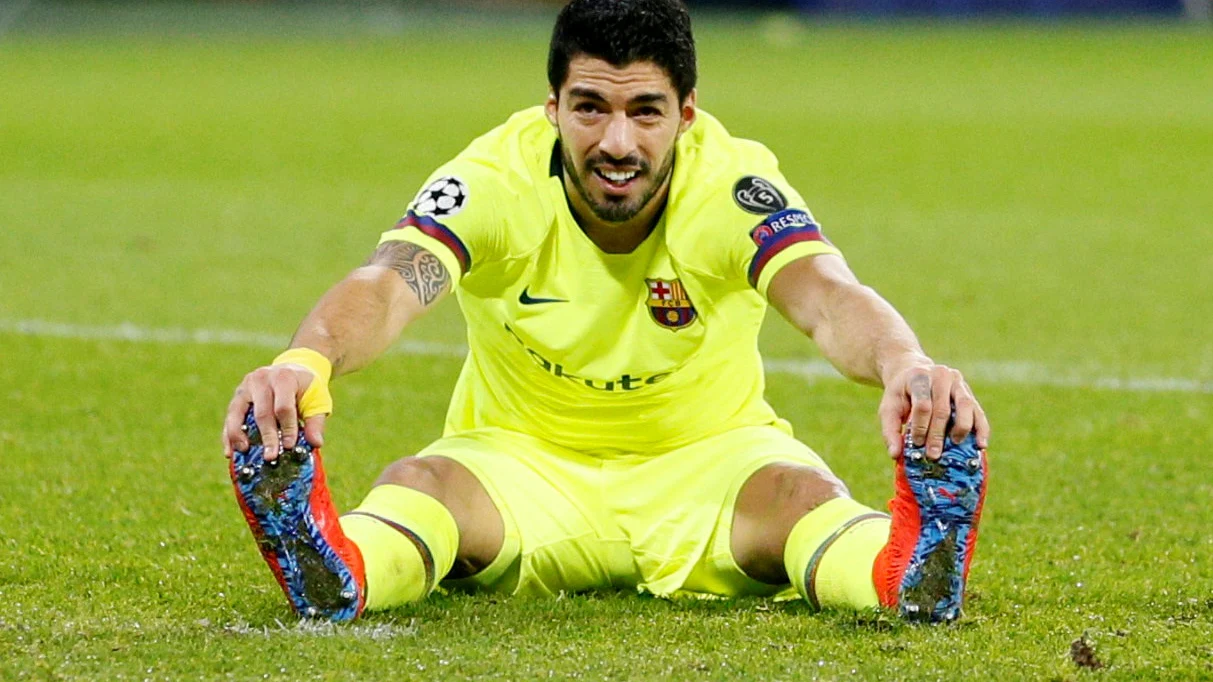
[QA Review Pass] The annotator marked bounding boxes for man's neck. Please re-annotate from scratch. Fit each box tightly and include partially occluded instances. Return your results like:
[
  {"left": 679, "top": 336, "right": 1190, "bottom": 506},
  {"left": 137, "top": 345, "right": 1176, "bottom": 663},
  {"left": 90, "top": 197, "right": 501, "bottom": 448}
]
[{"left": 563, "top": 174, "right": 669, "bottom": 255}]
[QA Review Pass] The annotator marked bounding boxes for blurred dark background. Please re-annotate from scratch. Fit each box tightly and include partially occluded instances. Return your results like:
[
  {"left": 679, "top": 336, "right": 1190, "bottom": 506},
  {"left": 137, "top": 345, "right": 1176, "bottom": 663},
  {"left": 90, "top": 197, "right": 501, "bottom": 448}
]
[
  {"left": 696, "top": 0, "right": 1189, "bottom": 16},
  {"left": 4, "top": 0, "right": 1205, "bottom": 24},
  {"left": 456, "top": 0, "right": 1205, "bottom": 19}
]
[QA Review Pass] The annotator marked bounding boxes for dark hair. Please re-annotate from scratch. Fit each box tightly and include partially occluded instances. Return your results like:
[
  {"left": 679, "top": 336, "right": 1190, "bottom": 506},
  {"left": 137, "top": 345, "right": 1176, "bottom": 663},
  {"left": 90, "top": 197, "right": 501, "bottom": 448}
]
[{"left": 548, "top": 0, "right": 697, "bottom": 102}]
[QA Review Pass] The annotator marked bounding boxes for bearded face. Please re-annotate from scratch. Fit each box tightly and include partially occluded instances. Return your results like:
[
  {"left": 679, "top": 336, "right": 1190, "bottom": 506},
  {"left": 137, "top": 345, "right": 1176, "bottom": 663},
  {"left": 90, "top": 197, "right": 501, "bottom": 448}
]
[{"left": 547, "top": 56, "right": 695, "bottom": 228}]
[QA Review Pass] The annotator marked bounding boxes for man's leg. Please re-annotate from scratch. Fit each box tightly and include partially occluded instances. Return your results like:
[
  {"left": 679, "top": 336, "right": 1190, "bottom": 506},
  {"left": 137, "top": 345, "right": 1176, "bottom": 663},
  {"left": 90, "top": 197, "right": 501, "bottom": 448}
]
[
  {"left": 229, "top": 401, "right": 505, "bottom": 620},
  {"left": 232, "top": 424, "right": 630, "bottom": 619},
  {"left": 731, "top": 462, "right": 890, "bottom": 611},
  {"left": 338, "top": 456, "right": 504, "bottom": 611},
  {"left": 337, "top": 429, "right": 639, "bottom": 606},
  {"left": 730, "top": 433, "right": 987, "bottom": 621},
  {"left": 616, "top": 424, "right": 865, "bottom": 600}
]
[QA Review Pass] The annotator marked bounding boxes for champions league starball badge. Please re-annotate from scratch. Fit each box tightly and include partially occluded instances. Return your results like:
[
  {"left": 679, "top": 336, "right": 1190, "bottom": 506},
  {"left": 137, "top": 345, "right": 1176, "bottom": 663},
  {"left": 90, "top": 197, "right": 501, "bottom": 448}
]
[
  {"left": 412, "top": 176, "right": 469, "bottom": 218},
  {"left": 732, "top": 175, "right": 787, "bottom": 215}
]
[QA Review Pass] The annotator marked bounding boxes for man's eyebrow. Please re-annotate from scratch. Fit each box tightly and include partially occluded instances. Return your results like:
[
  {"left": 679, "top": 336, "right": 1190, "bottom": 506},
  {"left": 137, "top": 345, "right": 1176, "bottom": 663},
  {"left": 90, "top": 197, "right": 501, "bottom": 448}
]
[
  {"left": 566, "top": 88, "right": 670, "bottom": 106},
  {"left": 568, "top": 87, "right": 607, "bottom": 102},
  {"left": 629, "top": 93, "right": 669, "bottom": 106}
]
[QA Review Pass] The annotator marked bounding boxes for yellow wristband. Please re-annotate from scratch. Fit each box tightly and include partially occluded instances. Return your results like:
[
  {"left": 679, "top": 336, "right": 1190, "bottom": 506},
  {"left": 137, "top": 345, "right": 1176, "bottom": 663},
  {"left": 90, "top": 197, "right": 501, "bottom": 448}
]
[{"left": 272, "top": 347, "right": 334, "bottom": 418}]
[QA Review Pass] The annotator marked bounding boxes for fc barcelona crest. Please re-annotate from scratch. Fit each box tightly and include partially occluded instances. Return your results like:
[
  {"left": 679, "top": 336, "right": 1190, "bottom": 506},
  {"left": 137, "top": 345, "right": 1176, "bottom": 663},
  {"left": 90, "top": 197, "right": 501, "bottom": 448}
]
[{"left": 646, "top": 279, "right": 698, "bottom": 331}]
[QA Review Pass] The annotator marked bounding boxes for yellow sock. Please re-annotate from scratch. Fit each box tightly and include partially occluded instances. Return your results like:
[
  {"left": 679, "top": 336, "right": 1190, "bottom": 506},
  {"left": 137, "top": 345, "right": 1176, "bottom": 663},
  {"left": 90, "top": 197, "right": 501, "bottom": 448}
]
[
  {"left": 339, "top": 484, "right": 459, "bottom": 611},
  {"left": 783, "top": 497, "right": 890, "bottom": 611}
]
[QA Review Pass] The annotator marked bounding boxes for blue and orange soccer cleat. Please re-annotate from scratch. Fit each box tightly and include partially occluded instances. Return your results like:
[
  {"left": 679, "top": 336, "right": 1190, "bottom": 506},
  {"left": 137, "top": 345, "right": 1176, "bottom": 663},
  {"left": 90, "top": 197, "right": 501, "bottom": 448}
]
[
  {"left": 874, "top": 423, "right": 987, "bottom": 622},
  {"left": 229, "top": 407, "right": 366, "bottom": 622}
]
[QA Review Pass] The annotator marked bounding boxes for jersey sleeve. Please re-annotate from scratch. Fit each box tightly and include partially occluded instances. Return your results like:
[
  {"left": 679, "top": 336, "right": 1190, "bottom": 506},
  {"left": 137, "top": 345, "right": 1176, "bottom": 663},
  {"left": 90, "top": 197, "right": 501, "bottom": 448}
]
[
  {"left": 723, "top": 146, "right": 843, "bottom": 297},
  {"left": 377, "top": 162, "right": 506, "bottom": 285}
]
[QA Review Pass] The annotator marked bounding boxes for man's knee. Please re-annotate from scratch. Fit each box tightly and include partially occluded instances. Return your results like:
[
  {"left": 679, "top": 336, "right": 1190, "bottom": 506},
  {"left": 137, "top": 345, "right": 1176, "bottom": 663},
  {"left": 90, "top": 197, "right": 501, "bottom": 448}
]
[
  {"left": 731, "top": 462, "right": 851, "bottom": 584},
  {"left": 375, "top": 455, "right": 462, "bottom": 499},
  {"left": 766, "top": 463, "right": 850, "bottom": 516},
  {"left": 373, "top": 455, "right": 504, "bottom": 577}
]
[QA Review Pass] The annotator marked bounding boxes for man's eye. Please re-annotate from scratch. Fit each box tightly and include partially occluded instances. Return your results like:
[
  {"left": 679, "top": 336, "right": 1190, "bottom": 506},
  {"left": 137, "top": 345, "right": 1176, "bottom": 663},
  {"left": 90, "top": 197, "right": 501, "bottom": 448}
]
[
  {"left": 635, "top": 107, "right": 662, "bottom": 119},
  {"left": 574, "top": 103, "right": 600, "bottom": 114}
]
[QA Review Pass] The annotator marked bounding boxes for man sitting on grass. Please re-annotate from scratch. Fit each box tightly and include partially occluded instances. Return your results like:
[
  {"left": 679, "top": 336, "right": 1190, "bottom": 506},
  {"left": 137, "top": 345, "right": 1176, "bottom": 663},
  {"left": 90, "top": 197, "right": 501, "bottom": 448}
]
[{"left": 222, "top": 0, "right": 989, "bottom": 623}]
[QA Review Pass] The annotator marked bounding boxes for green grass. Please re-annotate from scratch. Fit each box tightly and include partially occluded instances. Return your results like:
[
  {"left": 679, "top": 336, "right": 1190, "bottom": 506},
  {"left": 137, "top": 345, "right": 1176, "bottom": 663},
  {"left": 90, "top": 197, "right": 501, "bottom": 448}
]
[{"left": 2, "top": 6, "right": 1212, "bottom": 679}]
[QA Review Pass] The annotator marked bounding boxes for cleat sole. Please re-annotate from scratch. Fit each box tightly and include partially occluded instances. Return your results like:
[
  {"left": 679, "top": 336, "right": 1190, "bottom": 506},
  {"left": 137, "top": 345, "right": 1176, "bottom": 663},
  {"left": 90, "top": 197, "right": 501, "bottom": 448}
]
[
  {"left": 230, "top": 408, "right": 361, "bottom": 622},
  {"left": 897, "top": 431, "right": 985, "bottom": 623}
]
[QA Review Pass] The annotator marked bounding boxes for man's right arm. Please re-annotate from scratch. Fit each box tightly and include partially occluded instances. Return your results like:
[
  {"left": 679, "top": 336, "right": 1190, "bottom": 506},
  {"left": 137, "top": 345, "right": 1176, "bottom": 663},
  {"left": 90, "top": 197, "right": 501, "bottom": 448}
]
[
  {"left": 221, "top": 241, "right": 451, "bottom": 459},
  {"left": 296, "top": 240, "right": 451, "bottom": 376}
]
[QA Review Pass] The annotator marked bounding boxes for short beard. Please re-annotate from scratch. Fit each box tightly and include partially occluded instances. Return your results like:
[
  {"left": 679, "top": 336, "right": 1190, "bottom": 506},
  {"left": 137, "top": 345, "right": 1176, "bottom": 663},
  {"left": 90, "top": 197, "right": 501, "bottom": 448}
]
[{"left": 562, "top": 142, "right": 677, "bottom": 224}]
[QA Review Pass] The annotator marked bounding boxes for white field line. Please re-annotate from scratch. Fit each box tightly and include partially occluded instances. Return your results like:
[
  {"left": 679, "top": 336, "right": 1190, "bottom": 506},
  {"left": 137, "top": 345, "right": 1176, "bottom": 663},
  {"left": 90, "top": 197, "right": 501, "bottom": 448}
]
[
  {"left": 3, "top": 318, "right": 1211, "bottom": 395},
  {"left": 0, "top": 318, "right": 463, "bottom": 358}
]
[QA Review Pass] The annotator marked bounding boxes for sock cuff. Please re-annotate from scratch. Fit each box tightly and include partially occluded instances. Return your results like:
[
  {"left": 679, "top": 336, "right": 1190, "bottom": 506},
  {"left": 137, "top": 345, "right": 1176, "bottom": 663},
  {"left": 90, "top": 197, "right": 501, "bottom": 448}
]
[
  {"left": 784, "top": 497, "right": 889, "bottom": 609},
  {"left": 346, "top": 484, "right": 461, "bottom": 592}
]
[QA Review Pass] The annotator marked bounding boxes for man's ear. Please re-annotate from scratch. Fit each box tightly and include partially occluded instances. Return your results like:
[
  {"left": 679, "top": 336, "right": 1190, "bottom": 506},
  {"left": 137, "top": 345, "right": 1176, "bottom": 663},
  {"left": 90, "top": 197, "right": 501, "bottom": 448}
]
[
  {"left": 678, "top": 89, "right": 697, "bottom": 135},
  {"left": 545, "top": 92, "right": 559, "bottom": 127}
]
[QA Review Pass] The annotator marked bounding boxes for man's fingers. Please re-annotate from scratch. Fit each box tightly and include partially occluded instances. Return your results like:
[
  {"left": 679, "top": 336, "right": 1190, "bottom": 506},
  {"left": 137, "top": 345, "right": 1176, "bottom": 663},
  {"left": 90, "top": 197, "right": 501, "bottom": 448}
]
[
  {"left": 950, "top": 379, "right": 977, "bottom": 445},
  {"left": 949, "top": 401, "right": 974, "bottom": 445},
  {"left": 272, "top": 372, "right": 300, "bottom": 450},
  {"left": 879, "top": 394, "right": 908, "bottom": 457},
  {"left": 303, "top": 413, "right": 327, "bottom": 448},
  {"left": 893, "top": 364, "right": 991, "bottom": 459},
  {"left": 924, "top": 367, "right": 955, "bottom": 460},
  {"left": 975, "top": 405, "right": 991, "bottom": 450},
  {"left": 250, "top": 378, "right": 280, "bottom": 461},
  {"left": 222, "top": 393, "right": 250, "bottom": 457},
  {"left": 906, "top": 371, "right": 933, "bottom": 449}
]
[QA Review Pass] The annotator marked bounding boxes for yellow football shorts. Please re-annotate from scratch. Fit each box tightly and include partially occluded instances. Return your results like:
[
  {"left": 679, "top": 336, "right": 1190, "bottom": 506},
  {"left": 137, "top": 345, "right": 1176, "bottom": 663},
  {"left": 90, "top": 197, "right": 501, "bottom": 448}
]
[{"left": 413, "top": 424, "right": 831, "bottom": 599}]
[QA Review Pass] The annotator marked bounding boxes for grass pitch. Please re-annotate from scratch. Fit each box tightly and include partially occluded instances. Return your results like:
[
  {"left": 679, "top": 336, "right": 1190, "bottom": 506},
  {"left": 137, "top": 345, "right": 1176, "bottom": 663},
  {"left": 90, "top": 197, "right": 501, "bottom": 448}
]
[{"left": 1, "top": 5, "right": 1212, "bottom": 680}]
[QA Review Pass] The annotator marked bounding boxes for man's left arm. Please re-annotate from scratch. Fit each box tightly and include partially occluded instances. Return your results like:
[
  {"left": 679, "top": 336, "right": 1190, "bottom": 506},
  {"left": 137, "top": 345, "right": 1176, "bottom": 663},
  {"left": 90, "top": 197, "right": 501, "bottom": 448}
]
[{"left": 767, "top": 253, "right": 990, "bottom": 460}]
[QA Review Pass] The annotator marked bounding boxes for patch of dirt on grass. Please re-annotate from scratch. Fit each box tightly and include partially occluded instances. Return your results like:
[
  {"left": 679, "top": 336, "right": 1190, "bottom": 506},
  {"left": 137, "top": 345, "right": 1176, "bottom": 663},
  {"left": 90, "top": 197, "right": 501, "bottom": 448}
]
[{"left": 1069, "top": 633, "right": 1104, "bottom": 670}]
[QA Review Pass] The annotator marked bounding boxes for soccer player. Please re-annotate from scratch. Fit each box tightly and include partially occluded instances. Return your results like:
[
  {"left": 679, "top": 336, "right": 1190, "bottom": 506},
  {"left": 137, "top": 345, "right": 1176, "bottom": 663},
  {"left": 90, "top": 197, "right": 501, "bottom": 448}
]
[{"left": 222, "top": 0, "right": 989, "bottom": 624}]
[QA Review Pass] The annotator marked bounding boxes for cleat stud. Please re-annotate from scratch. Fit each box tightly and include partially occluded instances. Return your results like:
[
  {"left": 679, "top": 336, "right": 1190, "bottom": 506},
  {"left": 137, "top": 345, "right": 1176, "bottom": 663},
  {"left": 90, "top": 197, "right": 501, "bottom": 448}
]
[
  {"left": 967, "top": 457, "right": 981, "bottom": 471},
  {"left": 304, "top": 606, "right": 319, "bottom": 618},
  {"left": 242, "top": 423, "right": 262, "bottom": 446},
  {"left": 340, "top": 589, "right": 356, "bottom": 603},
  {"left": 267, "top": 457, "right": 279, "bottom": 468},
  {"left": 238, "top": 465, "right": 255, "bottom": 481}
]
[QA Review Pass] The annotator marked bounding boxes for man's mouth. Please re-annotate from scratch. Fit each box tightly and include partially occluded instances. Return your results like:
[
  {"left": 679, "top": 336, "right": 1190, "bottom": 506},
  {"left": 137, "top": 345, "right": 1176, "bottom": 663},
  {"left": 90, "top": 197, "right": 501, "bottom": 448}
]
[{"left": 592, "top": 167, "right": 640, "bottom": 192}]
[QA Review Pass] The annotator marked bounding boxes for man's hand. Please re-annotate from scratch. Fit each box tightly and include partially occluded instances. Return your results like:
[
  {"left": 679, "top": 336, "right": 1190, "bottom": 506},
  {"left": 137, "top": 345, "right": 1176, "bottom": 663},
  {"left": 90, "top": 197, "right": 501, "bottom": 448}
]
[
  {"left": 217, "top": 242, "right": 448, "bottom": 463},
  {"left": 879, "top": 363, "right": 989, "bottom": 460},
  {"left": 222, "top": 365, "right": 327, "bottom": 461}
]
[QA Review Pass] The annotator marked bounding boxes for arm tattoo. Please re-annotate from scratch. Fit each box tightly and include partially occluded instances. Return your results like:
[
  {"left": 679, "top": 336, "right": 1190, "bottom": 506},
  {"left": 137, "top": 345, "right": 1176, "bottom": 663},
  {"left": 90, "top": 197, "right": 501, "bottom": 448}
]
[
  {"left": 910, "top": 373, "right": 932, "bottom": 401},
  {"left": 367, "top": 242, "right": 450, "bottom": 307}
]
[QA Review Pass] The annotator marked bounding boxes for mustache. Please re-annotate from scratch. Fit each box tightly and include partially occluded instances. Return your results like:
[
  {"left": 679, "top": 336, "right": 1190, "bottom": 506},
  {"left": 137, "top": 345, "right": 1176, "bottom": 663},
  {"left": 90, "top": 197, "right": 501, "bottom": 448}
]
[{"left": 586, "top": 155, "right": 649, "bottom": 173}]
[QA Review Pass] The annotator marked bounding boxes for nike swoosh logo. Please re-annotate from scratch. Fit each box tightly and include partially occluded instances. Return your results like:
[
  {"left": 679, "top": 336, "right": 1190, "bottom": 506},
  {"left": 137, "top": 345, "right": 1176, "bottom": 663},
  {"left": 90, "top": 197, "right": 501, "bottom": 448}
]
[{"left": 519, "top": 287, "right": 567, "bottom": 305}]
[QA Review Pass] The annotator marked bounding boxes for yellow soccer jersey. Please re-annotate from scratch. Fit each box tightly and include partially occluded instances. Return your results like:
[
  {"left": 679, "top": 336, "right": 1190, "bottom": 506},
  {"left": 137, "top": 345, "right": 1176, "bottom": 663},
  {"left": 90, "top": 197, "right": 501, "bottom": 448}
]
[{"left": 379, "top": 107, "right": 841, "bottom": 456}]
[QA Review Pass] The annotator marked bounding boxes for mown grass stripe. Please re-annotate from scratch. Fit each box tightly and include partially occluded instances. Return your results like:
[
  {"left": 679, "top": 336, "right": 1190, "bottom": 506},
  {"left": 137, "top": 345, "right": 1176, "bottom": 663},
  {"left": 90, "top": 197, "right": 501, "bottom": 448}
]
[{"left": 4, "top": 317, "right": 1209, "bottom": 395}]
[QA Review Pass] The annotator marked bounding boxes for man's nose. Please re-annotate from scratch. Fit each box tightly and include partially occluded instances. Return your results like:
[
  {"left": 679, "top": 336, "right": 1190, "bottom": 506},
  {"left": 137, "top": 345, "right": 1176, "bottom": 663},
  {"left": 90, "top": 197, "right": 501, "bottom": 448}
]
[{"left": 598, "top": 113, "right": 636, "bottom": 162}]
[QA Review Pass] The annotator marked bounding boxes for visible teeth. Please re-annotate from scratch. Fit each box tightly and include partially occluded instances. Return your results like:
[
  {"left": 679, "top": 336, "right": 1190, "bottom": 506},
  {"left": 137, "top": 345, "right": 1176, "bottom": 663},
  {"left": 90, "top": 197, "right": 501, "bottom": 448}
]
[{"left": 600, "top": 170, "right": 637, "bottom": 183}]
